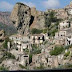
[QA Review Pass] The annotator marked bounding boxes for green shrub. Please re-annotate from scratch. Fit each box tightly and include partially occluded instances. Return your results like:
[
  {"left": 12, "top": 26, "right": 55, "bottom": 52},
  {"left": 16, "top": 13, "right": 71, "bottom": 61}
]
[
  {"left": 64, "top": 51, "right": 70, "bottom": 57},
  {"left": 44, "top": 41, "right": 48, "bottom": 45},
  {"left": 63, "top": 63, "right": 72, "bottom": 68},
  {"left": 4, "top": 52, "right": 15, "bottom": 59},
  {"left": 19, "top": 64, "right": 26, "bottom": 69},
  {"left": 0, "top": 66, "right": 8, "bottom": 71},
  {"left": 31, "top": 44, "right": 41, "bottom": 54},
  {"left": 3, "top": 37, "right": 10, "bottom": 49},
  {"left": 31, "top": 28, "right": 43, "bottom": 34},
  {"left": 29, "top": 54, "right": 32, "bottom": 64},
  {"left": 24, "top": 48, "right": 29, "bottom": 53},
  {"left": 43, "top": 28, "right": 48, "bottom": 33},
  {"left": 50, "top": 46, "right": 64, "bottom": 56}
]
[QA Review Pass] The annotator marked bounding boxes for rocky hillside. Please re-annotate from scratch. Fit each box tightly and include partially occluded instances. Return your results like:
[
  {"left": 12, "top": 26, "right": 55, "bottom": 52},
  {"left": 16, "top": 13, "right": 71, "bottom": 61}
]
[
  {"left": 0, "top": 22, "right": 17, "bottom": 36},
  {"left": 0, "top": 12, "right": 13, "bottom": 26},
  {"left": 0, "top": 12, "right": 17, "bottom": 36}
]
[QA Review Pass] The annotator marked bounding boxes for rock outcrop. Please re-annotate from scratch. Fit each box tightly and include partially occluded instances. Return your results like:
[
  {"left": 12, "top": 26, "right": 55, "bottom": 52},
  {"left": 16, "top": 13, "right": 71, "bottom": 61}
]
[
  {"left": 30, "top": 7, "right": 45, "bottom": 30},
  {"left": 10, "top": 2, "right": 31, "bottom": 35},
  {"left": 10, "top": 1, "right": 72, "bottom": 35}
]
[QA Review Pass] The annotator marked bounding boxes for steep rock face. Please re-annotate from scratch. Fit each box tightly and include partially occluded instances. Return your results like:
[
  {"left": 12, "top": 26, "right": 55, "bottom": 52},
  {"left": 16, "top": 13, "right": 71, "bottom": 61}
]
[
  {"left": 10, "top": 2, "right": 31, "bottom": 35},
  {"left": 30, "top": 7, "right": 45, "bottom": 30},
  {"left": 46, "top": 9, "right": 68, "bottom": 20}
]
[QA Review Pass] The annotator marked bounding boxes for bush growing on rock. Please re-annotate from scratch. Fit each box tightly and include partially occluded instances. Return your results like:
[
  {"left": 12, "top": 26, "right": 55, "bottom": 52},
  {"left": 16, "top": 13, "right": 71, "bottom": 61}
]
[
  {"left": 31, "top": 28, "right": 43, "bottom": 34},
  {"left": 50, "top": 46, "right": 64, "bottom": 56}
]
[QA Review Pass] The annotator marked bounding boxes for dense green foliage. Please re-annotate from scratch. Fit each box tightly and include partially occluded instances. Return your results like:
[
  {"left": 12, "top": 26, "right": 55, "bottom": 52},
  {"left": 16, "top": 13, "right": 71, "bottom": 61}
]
[
  {"left": 3, "top": 51, "right": 15, "bottom": 59},
  {"left": 29, "top": 54, "right": 32, "bottom": 64},
  {"left": 31, "top": 28, "right": 43, "bottom": 34},
  {"left": 23, "top": 48, "right": 29, "bottom": 53},
  {"left": 0, "top": 66, "right": 8, "bottom": 71},
  {"left": 45, "top": 11, "right": 57, "bottom": 27},
  {"left": 3, "top": 37, "right": 10, "bottom": 49},
  {"left": 0, "top": 22, "right": 17, "bottom": 36},
  {"left": 45, "top": 11, "right": 62, "bottom": 36},
  {"left": 31, "top": 44, "right": 41, "bottom": 54},
  {"left": 63, "top": 63, "right": 72, "bottom": 69},
  {"left": 50, "top": 46, "right": 64, "bottom": 56},
  {"left": 19, "top": 64, "right": 26, "bottom": 69}
]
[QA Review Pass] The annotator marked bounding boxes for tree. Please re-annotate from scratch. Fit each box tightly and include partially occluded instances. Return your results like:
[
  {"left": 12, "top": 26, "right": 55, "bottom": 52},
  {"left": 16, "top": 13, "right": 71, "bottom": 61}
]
[{"left": 29, "top": 54, "right": 32, "bottom": 64}]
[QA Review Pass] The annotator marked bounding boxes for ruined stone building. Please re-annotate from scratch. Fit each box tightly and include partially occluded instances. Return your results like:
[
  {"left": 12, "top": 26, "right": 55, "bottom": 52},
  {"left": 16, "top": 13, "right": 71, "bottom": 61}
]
[
  {"left": 9, "top": 34, "right": 30, "bottom": 52},
  {"left": 31, "top": 34, "right": 45, "bottom": 44}
]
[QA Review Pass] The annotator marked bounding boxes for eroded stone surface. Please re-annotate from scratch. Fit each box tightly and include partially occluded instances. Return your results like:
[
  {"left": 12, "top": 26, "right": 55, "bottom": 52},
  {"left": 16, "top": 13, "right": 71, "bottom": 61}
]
[{"left": 10, "top": 2, "right": 31, "bottom": 35}]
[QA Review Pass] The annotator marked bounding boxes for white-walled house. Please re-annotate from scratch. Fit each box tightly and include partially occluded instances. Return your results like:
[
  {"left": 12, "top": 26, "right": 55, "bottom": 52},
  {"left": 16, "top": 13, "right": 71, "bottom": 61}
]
[
  {"left": 31, "top": 34, "right": 45, "bottom": 44},
  {"left": 54, "top": 28, "right": 72, "bottom": 46},
  {"left": 9, "top": 34, "right": 30, "bottom": 52},
  {"left": 59, "top": 20, "right": 70, "bottom": 30}
]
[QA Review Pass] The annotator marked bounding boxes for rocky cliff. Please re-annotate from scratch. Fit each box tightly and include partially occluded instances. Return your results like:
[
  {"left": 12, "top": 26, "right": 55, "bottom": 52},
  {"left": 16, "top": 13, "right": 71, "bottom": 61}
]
[
  {"left": 10, "top": 2, "right": 72, "bottom": 35},
  {"left": 30, "top": 7, "right": 45, "bottom": 30},
  {"left": 10, "top": 3, "right": 46, "bottom": 35},
  {"left": 11, "top": 2, "right": 31, "bottom": 36}
]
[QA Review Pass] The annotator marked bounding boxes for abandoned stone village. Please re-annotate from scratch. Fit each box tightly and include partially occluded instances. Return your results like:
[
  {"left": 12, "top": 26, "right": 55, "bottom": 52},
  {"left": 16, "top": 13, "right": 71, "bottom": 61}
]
[{"left": 1, "top": 1, "right": 72, "bottom": 71}]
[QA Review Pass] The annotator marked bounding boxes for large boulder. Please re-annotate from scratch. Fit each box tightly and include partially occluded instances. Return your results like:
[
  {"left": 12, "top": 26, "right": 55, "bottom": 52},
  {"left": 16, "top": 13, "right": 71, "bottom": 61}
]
[{"left": 10, "top": 2, "right": 31, "bottom": 35}]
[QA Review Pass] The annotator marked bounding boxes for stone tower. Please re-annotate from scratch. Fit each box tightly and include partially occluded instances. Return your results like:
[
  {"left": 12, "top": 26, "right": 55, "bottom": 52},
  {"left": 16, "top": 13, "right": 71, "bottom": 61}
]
[{"left": 10, "top": 2, "right": 31, "bottom": 36}]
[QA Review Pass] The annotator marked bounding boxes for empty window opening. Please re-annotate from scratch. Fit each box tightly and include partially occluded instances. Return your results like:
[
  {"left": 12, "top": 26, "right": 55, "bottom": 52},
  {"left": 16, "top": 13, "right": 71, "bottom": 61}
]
[
  {"left": 24, "top": 56, "right": 28, "bottom": 57},
  {"left": 22, "top": 21, "right": 24, "bottom": 23},
  {"left": 23, "top": 31, "right": 24, "bottom": 34},
  {"left": 0, "top": 34, "right": 2, "bottom": 36},
  {"left": 17, "top": 28, "right": 18, "bottom": 30},
  {"left": 19, "top": 22, "right": 22, "bottom": 27},
  {"left": 38, "top": 37, "right": 40, "bottom": 40},
  {"left": 22, "top": 17, "right": 23, "bottom": 20},
  {"left": 61, "top": 35, "right": 62, "bottom": 36},
  {"left": 0, "top": 39, "right": 4, "bottom": 42},
  {"left": 23, "top": 15, "right": 24, "bottom": 16},
  {"left": 12, "top": 21, "right": 16, "bottom": 24},
  {"left": 25, "top": 11, "right": 27, "bottom": 14},
  {"left": 69, "top": 41, "right": 71, "bottom": 45}
]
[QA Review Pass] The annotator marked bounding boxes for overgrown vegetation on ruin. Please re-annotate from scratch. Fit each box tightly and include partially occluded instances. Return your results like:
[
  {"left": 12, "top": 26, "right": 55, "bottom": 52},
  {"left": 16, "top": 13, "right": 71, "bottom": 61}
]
[
  {"left": 0, "top": 52, "right": 15, "bottom": 64},
  {"left": 31, "top": 28, "right": 43, "bottom": 34},
  {"left": 31, "top": 44, "right": 41, "bottom": 54},
  {"left": 45, "top": 11, "right": 62, "bottom": 36},
  {"left": 0, "top": 66, "right": 8, "bottom": 71},
  {"left": 50, "top": 46, "right": 64, "bottom": 56}
]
